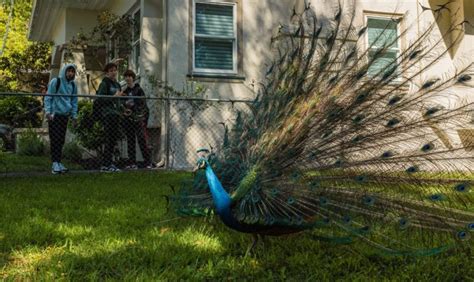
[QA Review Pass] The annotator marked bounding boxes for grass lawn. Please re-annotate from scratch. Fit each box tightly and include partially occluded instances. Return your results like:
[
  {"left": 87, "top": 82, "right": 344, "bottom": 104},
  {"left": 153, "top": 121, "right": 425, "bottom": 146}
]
[
  {"left": 0, "top": 152, "right": 82, "bottom": 174},
  {"left": 0, "top": 171, "right": 473, "bottom": 280}
]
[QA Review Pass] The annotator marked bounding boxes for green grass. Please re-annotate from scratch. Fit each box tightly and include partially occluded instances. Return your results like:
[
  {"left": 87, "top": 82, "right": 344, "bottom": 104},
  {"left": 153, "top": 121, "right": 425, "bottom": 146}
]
[
  {"left": 0, "top": 152, "right": 82, "bottom": 173},
  {"left": 0, "top": 171, "right": 473, "bottom": 280}
]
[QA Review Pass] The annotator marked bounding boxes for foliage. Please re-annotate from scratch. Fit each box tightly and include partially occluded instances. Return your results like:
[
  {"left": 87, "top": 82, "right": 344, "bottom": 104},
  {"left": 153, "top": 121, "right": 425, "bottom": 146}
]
[
  {"left": 65, "top": 10, "right": 135, "bottom": 79},
  {"left": 63, "top": 141, "right": 83, "bottom": 162},
  {"left": 0, "top": 0, "right": 51, "bottom": 92},
  {"left": 0, "top": 95, "right": 42, "bottom": 127},
  {"left": 17, "top": 128, "right": 45, "bottom": 156},
  {"left": 70, "top": 100, "right": 106, "bottom": 153},
  {"left": 0, "top": 172, "right": 472, "bottom": 280}
]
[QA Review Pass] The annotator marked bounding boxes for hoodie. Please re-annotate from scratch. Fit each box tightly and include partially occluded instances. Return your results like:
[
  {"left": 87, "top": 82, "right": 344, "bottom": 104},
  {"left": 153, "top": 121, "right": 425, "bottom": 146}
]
[
  {"left": 44, "top": 63, "right": 78, "bottom": 119},
  {"left": 123, "top": 83, "right": 149, "bottom": 120}
]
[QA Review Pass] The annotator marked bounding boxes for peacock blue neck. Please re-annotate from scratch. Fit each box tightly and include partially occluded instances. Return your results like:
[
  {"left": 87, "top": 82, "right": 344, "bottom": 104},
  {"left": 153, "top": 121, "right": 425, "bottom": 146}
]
[{"left": 205, "top": 162, "right": 232, "bottom": 213}]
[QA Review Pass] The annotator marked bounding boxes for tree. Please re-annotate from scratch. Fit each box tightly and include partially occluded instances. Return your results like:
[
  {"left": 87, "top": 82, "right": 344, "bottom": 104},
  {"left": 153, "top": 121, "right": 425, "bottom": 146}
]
[{"left": 0, "top": 0, "right": 51, "bottom": 92}]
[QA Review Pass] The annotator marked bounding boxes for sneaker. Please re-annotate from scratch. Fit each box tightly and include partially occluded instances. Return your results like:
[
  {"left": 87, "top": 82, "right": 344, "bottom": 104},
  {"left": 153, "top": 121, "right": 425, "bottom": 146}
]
[
  {"left": 100, "top": 165, "right": 121, "bottom": 172},
  {"left": 125, "top": 164, "right": 138, "bottom": 170},
  {"left": 58, "top": 163, "right": 69, "bottom": 173},
  {"left": 51, "top": 162, "right": 62, "bottom": 174},
  {"left": 145, "top": 163, "right": 156, "bottom": 169},
  {"left": 155, "top": 160, "right": 165, "bottom": 168}
]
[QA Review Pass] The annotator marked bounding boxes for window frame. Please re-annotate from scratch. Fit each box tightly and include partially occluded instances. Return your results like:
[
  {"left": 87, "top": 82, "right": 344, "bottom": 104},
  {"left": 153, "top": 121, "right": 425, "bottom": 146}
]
[
  {"left": 131, "top": 6, "right": 141, "bottom": 74},
  {"left": 192, "top": 0, "right": 238, "bottom": 74},
  {"left": 364, "top": 14, "right": 403, "bottom": 79}
]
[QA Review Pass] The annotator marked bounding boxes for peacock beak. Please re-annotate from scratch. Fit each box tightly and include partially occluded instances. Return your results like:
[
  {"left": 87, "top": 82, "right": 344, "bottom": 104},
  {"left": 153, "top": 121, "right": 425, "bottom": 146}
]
[{"left": 194, "top": 148, "right": 211, "bottom": 172}]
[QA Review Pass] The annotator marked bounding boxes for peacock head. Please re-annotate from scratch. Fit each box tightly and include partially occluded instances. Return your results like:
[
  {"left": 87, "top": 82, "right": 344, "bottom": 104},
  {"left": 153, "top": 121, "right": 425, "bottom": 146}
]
[{"left": 194, "top": 148, "right": 211, "bottom": 171}]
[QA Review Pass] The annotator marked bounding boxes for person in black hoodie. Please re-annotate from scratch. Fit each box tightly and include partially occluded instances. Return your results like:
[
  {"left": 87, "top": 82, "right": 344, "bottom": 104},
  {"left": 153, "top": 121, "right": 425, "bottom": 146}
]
[
  {"left": 97, "top": 62, "right": 124, "bottom": 172},
  {"left": 122, "top": 69, "right": 152, "bottom": 169}
]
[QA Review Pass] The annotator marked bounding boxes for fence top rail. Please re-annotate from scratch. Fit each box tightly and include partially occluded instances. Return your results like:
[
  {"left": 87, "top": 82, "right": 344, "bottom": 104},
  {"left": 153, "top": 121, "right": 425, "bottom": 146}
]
[{"left": 0, "top": 92, "right": 255, "bottom": 103}]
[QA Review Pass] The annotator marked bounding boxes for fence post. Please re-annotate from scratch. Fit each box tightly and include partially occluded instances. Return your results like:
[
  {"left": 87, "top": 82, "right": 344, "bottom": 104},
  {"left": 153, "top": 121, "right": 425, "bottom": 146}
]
[{"left": 165, "top": 84, "right": 171, "bottom": 169}]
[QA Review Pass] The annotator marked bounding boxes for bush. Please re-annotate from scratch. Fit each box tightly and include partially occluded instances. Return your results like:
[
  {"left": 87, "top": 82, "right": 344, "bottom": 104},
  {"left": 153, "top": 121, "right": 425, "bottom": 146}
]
[
  {"left": 17, "top": 129, "right": 45, "bottom": 156},
  {"left": 63, "top": 141, "right": 83, "bottom": 162},
  {"left": 71, "top": 100, "right": 106, "bottom": 153},
  {"left": 0, "top": 96, "right": 42, "bottom": 127}
]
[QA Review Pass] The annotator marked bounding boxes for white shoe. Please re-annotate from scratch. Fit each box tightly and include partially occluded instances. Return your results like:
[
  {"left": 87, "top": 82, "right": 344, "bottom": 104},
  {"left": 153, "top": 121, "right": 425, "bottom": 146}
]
[
  {"left": 100, "top": 165, "right": 121, "bottom": 172},
  {"left": 58, "top": 163, "right": 69, "bottom": 173},
  {"left": 51, "top": 162, "right": 61, "bottom": 174},
  {"left": 125, "top": 164, "right": 138, "bottom": 170}
]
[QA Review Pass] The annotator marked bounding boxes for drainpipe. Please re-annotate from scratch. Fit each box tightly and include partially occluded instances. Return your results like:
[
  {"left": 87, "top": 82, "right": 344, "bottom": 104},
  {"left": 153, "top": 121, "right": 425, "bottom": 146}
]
[{"left": 162, "top": 0, "right": 170, "bottom": 169}]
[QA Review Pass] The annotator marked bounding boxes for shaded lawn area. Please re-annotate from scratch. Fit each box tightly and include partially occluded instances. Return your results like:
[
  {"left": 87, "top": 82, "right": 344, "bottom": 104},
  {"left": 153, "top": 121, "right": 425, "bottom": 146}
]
[
  {"left": 0, "top": 172, "right": 473, "bottom": 280},
  {"left": 0, "top": 152, "right": 82, "bottom": 173}
]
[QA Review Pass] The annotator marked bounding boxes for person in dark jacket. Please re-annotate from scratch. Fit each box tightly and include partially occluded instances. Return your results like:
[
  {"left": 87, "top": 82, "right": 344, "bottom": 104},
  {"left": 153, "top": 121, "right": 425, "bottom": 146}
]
[
  {"left": 96, "top": 62, "right": 124, "bottom": 172},
  {"left": 122, "top": 69, "right": 153, "bottom": 169},
  {"left": 44, "top": 64, "right": 78, "bottom": 174}
]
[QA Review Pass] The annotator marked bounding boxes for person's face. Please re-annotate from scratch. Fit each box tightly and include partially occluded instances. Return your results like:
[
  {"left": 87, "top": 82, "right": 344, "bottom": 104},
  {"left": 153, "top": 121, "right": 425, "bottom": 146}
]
[
  {"left": 106, "top": 67, "right": 118, "bottom": 80},
  {"left": 66, "top": 68, "right": 76, "bottom": 80},
  {"left": 124, "top": 75, "right": 134, "bottom": 85}
]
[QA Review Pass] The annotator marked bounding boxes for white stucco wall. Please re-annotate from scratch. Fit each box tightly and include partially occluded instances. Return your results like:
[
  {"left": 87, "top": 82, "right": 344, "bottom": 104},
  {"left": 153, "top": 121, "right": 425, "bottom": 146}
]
[{"left": 166, "top": 0, "right": 296, "bottom": 100}]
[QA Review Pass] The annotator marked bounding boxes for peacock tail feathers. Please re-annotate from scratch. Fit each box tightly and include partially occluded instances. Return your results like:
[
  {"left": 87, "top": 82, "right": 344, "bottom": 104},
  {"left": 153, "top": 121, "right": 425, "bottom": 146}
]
[{"left": 173, "top": 0, "right": 474, "bottom": 255}]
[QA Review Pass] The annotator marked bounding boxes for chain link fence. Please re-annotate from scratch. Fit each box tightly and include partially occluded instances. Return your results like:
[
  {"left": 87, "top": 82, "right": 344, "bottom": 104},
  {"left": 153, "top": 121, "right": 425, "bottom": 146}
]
[{"left": 0, "top": 92, "right": 251, "bottom": 175}]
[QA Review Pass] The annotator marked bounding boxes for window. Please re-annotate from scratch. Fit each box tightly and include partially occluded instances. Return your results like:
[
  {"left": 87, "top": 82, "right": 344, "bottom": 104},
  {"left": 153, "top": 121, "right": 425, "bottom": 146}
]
[
  {"left": 131, "top": 8, "right": 141, "bottom": 74},
  {"left": 108, "top": 34, "right": 118, "bottom": 62},
  {"left": 366, "top": 16, "right": 400, "bottom": 77},
  {"left": 193, "top": 2, "right": 237, "bottom": 74},
  {"left": 105, "top": 7, "right": 141, "bottom": 80},
  {"left": 107, "top": 33, "right": 128, "bottom": 80}
]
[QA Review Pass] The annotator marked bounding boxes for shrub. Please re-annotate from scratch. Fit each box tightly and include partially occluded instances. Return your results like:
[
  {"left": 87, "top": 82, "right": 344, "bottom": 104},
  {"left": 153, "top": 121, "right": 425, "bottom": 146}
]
[
  {"left": 63, "top": 141, "right": 83, "bottom": 162},
  {"left": 71, "top": 100, "right": 106, "bottom": 153},
  {"left": 17, "top": 128, "right": 45, "bottom": 156},
  {"left": 0, "top": 96, "right": 42, "bottom": 127}
]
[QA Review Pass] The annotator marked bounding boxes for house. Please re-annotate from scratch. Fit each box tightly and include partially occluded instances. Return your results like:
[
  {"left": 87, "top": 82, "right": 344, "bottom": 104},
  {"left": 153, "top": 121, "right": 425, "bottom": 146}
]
[{"left": 28, "top": 0, "right": 474, "bottom": 169}]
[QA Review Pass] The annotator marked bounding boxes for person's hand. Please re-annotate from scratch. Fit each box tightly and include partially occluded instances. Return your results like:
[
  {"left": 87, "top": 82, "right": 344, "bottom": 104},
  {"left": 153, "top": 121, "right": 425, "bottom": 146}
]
[
  {"left": 46, "top": 113, "right": 54, "bottom": 121},
  {"left": 115, "top": 91, "right": 125, "bottom": 97}
]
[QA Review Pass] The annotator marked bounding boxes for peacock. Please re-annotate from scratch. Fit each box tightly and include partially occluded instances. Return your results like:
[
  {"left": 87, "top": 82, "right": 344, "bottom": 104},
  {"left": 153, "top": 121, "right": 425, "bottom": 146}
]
[{"left": 170, "top": 1, "right": 474, "bottom": 256}]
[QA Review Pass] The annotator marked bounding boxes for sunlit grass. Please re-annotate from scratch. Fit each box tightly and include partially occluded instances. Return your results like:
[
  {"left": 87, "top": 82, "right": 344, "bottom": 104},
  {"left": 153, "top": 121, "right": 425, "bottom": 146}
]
[{"left": 0, "top": 171, "right": 472, "bottom": 280}]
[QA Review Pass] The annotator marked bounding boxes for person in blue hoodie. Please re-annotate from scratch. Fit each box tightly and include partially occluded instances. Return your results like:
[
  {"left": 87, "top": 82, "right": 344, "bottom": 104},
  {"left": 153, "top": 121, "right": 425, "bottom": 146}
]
[{"left": 44, "top": 64, "right": 78, "bottom": 174}]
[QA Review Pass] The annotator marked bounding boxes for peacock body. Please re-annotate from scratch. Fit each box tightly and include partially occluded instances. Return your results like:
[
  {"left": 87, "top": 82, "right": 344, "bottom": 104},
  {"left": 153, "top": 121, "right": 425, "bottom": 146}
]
[{"left": 172, "top": 1, "right": 474, "bottom": 255}]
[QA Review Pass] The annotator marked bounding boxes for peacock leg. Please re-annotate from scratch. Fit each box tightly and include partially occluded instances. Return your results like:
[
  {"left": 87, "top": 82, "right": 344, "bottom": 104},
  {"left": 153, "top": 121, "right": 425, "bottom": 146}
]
[
  {"left": 245, "top": 233, "right": 259, "bottom": 255},
  {"left": 259, "top": 234, "right": 267, "bottom": 249}
]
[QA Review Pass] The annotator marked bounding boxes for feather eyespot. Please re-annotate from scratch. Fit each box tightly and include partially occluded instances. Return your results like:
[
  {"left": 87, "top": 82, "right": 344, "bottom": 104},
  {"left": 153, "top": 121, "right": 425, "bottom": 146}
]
[
  {"left": 363, "top": 196, "right": 375, "bottom": 206},
  {"left": 388, "top": 96, "right": 402, "bottom": 105},
  {"left": 287, "top": 197, "right": 296, "bottom": 205},
  {"left": 352, "top": 135, "right": 363, "bottom": 143},
  {"left": 399, "top": 218, "right": 410, "bottom": 229},
  {"left": 343, "top": 216, "right": 352, "bottom": 224},
  {"left": 429, "top": 194, "right": 445, "bottom": 201},
  {"left": 319, "top": 197, "right": 328, "bottom": 206},
  {"left": 406, "top": 166, "right": 419, "bottom": 173},
  {"left": 458, "top": 74, "right": 471, "bottom": 83},
  {"left": 457, "top": 231, "right": 469, "bottom": 240},
  {"left": 424, "top": 107, "right": 440, "bottom": 117},
  {"left": 310, "top": 181, "right": 320, "bottom": 190},
  {"left": 353, "top": 114, "right": 365, "bottom": 124},
  {"left": 455, "top": 183, "right": 470, "bottom": 193},
  {"left": 421, "top": 143, "right": 434, "bottom": 152},
  {"left": 381, "top": 151, "right": 394, "bottom": 158},
  {"left": 386, "top": 118, "right": 400, "bottom": 128},
  {"left": 355, "top": 175, "right": 367, "bottom": 182}
]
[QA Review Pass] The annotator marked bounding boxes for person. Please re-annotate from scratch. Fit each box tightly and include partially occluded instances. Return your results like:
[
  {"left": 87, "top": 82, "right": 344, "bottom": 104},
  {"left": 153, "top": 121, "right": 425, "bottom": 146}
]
[
  {"left": 44, "top": 64, "right": 78, "bottom": 174},
  {"left": 96, "top": 62, "right": 124, "bottom": 172},
  {"left": 122, "top": 69, "right": 154, "bottom": 169}
]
